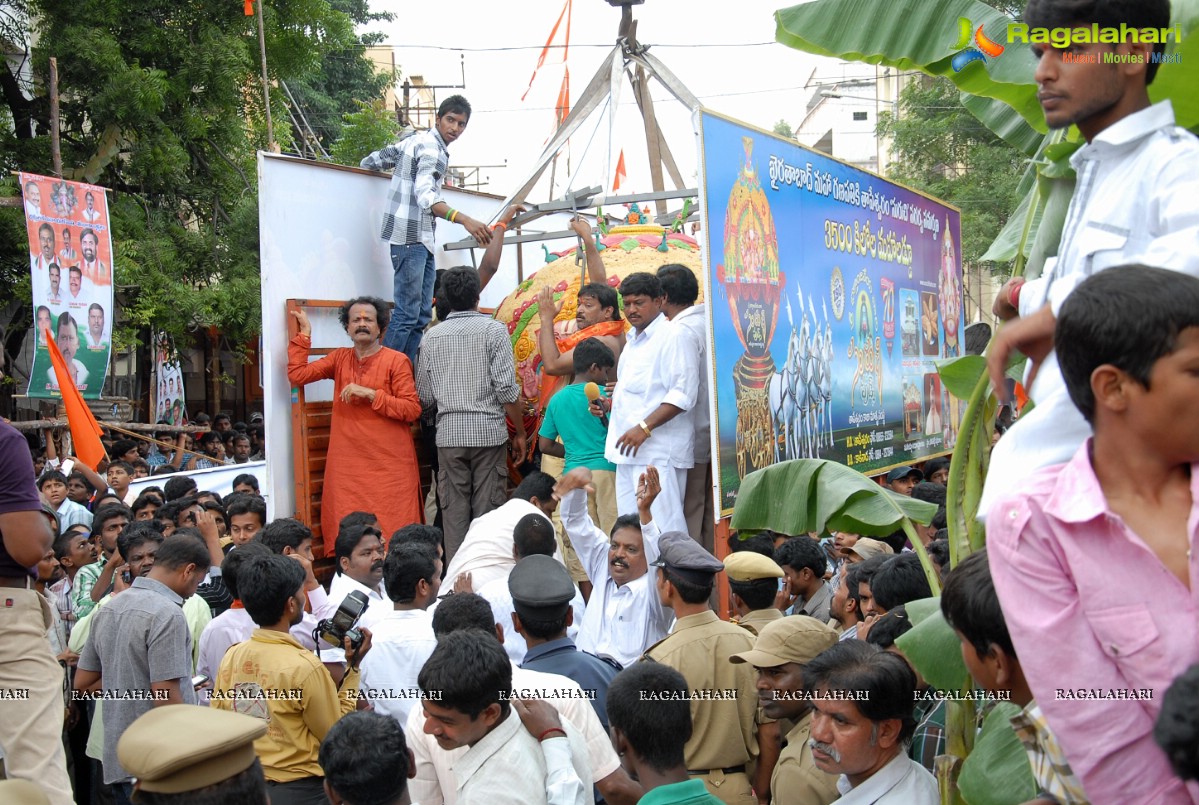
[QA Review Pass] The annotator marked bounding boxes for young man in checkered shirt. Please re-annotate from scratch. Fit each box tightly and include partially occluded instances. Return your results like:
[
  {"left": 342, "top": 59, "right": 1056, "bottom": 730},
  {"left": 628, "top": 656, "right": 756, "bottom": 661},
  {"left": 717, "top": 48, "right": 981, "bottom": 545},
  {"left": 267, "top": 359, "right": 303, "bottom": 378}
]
[{"left": 360, "top": 95, "right": 492, "bottom": 368}]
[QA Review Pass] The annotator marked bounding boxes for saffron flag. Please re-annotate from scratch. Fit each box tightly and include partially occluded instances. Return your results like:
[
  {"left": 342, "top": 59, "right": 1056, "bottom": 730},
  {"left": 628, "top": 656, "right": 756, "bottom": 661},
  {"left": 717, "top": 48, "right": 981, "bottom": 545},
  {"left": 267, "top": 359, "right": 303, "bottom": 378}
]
[
  {"left": 44, "top": 326, "right": 106, "bottom": 470},
  {"left": 245, "top": 0, "right": 254, "bottom": 16},
  {"left": 521, "top": 0, "right": 572, "bottom": 101},
  {"left": 555, "top": 68, "right": 571, "bottom": 127},
  {"left": 613, "top": 149, "right": 627, "bottom": 191}
]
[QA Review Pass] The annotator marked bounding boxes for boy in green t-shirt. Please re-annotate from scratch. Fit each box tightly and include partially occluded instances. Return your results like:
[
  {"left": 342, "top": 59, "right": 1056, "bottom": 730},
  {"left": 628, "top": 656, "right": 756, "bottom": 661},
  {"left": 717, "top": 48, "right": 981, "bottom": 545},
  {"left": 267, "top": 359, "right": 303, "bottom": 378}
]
[{"left": 539, "top": 337, "right": 618, "bottom": 532}]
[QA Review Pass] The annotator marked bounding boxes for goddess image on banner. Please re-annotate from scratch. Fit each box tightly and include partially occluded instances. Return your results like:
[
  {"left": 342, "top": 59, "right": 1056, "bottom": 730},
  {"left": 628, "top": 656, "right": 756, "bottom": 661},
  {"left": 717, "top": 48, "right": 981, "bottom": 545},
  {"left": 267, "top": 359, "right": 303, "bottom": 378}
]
[
  {"left": 698, "top": 112, "right": 963, "bottom": 513},
  {"left": 22, "top": 172, "right": 115, "bottom": 399},
  {"left": 153, "top": 331, "right": 189, "bottom": 426}
]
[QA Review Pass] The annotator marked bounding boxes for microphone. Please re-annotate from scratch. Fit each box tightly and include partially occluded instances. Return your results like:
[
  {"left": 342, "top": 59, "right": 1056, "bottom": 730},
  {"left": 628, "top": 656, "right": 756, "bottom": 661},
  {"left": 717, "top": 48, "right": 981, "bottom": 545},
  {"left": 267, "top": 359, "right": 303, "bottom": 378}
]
[{"left": 584, "top": 382, "right": 608, "bottom": 427}]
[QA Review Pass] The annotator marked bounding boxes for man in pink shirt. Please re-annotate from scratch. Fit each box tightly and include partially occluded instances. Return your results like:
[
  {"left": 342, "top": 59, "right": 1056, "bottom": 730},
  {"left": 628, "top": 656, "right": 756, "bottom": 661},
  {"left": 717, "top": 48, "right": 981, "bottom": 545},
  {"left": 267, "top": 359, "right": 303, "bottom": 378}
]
[{"left": 987, "top": 266, "right": 1199, "bottom": 803}]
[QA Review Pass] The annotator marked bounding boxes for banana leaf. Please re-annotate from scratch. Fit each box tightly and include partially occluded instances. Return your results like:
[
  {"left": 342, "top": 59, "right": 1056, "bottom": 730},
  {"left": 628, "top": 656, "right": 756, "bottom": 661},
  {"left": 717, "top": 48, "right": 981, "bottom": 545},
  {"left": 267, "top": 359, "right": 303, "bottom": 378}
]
[
  {"left": 776, "top": 0, "right": 1042, "bottom": 130},
  {"left": 730, "top": 459, "right": 941, "bottom": 591},
  {"left": 957, "top": 702, "right": 1038, "bottom": 805},
  {"left": 895, "top": 596, "right": 970, "bottom": 693}
]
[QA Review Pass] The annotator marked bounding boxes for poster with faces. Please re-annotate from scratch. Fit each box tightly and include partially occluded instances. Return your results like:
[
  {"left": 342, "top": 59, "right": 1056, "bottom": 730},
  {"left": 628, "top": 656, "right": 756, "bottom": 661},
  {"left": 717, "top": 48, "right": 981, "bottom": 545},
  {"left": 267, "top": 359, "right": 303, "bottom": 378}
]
[
  {"left": 22, "top": 172, "right": 114, "bottom": 399},
  {"left": 152, "top": 330, "right": 188, "bottom": 426}
]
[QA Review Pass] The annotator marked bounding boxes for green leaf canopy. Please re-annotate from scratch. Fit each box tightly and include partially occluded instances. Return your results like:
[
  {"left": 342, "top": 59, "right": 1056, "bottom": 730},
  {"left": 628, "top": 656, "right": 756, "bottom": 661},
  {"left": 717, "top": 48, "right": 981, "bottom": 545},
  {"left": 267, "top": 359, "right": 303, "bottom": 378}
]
[{"left": 730, "top": 459, "right": 939, "bottom": 535}]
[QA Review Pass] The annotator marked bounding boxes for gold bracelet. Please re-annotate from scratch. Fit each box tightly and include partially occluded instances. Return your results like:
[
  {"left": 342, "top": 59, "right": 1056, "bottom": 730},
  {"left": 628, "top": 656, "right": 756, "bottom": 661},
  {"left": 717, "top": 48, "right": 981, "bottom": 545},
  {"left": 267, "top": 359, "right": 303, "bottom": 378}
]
[{"left": 639, "top": 420, "right": 652, "bottom": 437}]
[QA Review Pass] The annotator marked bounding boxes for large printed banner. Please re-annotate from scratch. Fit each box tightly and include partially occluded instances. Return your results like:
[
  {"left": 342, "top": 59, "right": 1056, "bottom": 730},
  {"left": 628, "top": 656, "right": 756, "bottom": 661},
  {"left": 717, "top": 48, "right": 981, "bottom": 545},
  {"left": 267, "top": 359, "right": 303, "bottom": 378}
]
[
  {"left": 699, "top": 112, "right": 965, "bottom": 514},
  {"left": 152, "top": 330, "right": 189, "bottom": 425},
  {"left": 22, "top": 172, "right": 114, "bottom": 399}
]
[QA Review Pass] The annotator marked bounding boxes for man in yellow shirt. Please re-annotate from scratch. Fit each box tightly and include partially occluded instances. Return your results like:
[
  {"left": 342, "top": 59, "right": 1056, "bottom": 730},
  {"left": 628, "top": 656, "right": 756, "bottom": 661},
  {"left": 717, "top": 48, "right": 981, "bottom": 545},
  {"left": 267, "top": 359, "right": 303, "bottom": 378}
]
[{"left": 211, "top": 552, "right": 371, "bottom": 805}]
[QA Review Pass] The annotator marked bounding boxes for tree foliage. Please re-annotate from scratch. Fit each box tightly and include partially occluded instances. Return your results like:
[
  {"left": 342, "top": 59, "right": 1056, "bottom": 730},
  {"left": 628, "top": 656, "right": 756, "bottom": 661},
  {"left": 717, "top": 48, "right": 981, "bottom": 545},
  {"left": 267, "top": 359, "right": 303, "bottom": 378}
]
[
  {"left": 330, "top": 100, "right": 404, "bottom": 167},
  {"left": 0, "top": 0, "right": 392, "bottom": 384},
  {"left": 877, "top": 77, "right": 1025, "bottom": 269},
  {"left": 285, "top": 0, "right": 396, "bottom": 151},
  {"left": 772, "top": 118, "right": 795, "bottom": 139}
]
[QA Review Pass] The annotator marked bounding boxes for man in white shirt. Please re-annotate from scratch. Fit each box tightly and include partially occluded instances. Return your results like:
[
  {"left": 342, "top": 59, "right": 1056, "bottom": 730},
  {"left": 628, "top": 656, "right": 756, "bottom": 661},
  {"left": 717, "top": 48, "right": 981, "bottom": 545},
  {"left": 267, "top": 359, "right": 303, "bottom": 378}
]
[
  {"left": 982, "top": 0, "right": 1199, "bottom": 517},
  {"left": 805, "top": 640, "right": 937, "bottom": 804},
  {"left": 65, "top": 266, "right": 90, "bottom": 313},
  {"left": 23, "top": 180, "right": 42, "bottom": 218},
  {"left": 407, "top": 593, "right": 634, "bottom": 805},
  {"left": 82, "top": 191, "right": 101, "bottom": 222},
  {"left": 317, "top": 522, "right": 391, "bottom": 628},
  {"left": 31, "top": 222, "right": 56, "bottom": 272},
  {"left": 657, "top": 264, "right": 714, "bottom": 552},
  {"left": 555, "top": 466, "right": 674, "bottom": 669},
  {"left": 86, "top": 303, "right": 108, "bottom": 350},
  {"left": 475, "top": 513, "right": 585, "bottom": 663},
  {"left": 416, "top": 628, "right": 589, "bottom": 805},
  {"left": 603, "top": 272, "right": 699, "bottom": 534},
  {"left": 440, "top": 471, "right": 559, "bottom": 593},
  {"left": 46, "top": 263, "right": 63, "bottom": 305},
  {"left": 58, "top": 227, "right": 78, "bottom": 266},
  {"left": 360, "top": 542, "right": 440, "bottom": 724}
]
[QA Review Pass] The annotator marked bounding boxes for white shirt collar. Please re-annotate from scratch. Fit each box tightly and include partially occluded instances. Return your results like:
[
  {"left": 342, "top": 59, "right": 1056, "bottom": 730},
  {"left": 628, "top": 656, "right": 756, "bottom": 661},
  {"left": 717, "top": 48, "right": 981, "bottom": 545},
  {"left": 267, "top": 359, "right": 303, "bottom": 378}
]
[{"left": 1072, "top": 100, "right": 1176, "bottom": 165}]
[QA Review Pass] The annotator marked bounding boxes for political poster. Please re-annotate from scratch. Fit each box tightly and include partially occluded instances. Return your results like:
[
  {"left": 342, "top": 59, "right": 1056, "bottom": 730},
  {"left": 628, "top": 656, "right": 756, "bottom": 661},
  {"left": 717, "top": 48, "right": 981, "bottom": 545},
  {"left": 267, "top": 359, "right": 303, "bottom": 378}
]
[
  {"left": 21, "top": 172, "right": 115, "bottom": 399},
  {"left": 152, "top": 330, "right": 189, "bottom": 425},
  {"left": 698, "top": 111, "right": 965, "bottom": 514}
]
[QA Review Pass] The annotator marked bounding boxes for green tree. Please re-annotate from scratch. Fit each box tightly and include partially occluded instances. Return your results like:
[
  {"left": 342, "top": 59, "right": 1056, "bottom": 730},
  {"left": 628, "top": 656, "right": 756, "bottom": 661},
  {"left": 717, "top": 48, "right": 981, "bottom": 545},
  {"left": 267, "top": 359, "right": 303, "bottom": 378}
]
[
  {"left": 772, "top": 118, "right": 795, "bottom": 139},
  {"left": 877, "top": 77, "right": 1025, "bottom": 268},
  {"left": 285, "top": 0, "right": 396, "bottom": 151},
  {"left": 330, "top": 100, "right": 404, "bottom": 167},
  {"left": 0, "top": 0, "right": 388, "bottom": 391}
]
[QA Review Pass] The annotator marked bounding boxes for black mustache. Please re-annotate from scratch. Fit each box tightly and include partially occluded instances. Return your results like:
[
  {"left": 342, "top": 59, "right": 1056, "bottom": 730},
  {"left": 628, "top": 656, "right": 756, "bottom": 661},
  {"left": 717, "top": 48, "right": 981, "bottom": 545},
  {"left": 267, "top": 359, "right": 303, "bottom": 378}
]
[{"left": 371, "top": 561, "right": 384, "bottom": 572}]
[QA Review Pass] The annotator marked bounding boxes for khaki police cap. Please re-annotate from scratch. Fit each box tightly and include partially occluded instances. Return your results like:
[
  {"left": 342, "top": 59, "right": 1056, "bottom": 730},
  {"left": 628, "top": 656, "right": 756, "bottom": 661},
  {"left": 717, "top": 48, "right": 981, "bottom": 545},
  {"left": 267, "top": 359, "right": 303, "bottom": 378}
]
[
  {"left": 0, "top": 779, "right": 51, "bottom": 804},
  {"left": 723, "top": 551, "right": 784, "bottom": 582},
  {"left": 117, "top": 704, "right": 266, "bottom": 794},
  {"left": 729, "top": 615, "right": 838, "bottom": 667},
  {"left": 850, "top": 538, "right": 894, "bottom": 561}
]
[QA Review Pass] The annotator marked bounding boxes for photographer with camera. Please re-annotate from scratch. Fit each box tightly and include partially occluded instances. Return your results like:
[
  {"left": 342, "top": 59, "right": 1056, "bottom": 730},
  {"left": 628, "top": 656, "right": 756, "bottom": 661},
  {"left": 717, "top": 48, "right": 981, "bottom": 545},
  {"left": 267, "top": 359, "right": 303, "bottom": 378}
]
[{"left": 211, "top": 552, "right": 372, "bottom": 805}]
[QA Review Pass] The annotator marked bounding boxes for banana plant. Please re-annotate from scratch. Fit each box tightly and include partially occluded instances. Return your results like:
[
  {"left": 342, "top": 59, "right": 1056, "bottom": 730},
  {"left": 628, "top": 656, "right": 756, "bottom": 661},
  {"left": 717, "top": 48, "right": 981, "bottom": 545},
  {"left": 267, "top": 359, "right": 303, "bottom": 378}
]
[
  {"left": 774, "top": 0, "right": 1198, "bottom": 801},
  {"left": 730, "top": 458, "right": 941, "bottom": 591}
]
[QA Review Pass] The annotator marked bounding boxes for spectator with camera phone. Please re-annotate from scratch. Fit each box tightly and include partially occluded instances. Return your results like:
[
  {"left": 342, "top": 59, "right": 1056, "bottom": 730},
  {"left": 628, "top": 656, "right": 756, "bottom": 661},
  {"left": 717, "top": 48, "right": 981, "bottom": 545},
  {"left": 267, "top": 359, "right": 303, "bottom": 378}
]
[{"left": 211, "top": 552, "right": 372, "bottom": 805}]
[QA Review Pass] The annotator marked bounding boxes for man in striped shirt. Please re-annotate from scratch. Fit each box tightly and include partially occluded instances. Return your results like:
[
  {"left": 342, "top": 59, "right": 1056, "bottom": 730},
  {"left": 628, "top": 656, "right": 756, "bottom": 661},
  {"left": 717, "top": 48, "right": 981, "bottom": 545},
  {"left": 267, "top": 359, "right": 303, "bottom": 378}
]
[{"left": 360, "top": 95, "right": 492, "bottom": 367}]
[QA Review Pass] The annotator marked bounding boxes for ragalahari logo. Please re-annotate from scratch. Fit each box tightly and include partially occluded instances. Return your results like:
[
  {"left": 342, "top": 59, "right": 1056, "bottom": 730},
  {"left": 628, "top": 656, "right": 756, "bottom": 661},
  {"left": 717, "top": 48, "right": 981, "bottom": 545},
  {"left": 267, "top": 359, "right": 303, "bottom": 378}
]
[{"left": 950, "top": 17, "right": 1006, "bottom": 71}]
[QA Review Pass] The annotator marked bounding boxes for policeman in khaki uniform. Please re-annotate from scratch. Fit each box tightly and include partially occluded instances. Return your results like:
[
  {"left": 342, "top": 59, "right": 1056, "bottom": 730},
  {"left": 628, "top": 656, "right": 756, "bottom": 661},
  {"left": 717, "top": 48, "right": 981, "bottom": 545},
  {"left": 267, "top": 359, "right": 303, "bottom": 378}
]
[
  {"left": 643, "top": 532, "right": 758, "bottom": 805},
  {"left": 116, "top": 704, "right": 269, "bottom": 802},
  {"left": 724, "top": 552, "right": 785, "bottom": 637},
  {"left": 730, "top": 616, "right": 840, "bottom": 805},
  {"left": 724, "top": 550, "right": 788, "bottom": 797}
]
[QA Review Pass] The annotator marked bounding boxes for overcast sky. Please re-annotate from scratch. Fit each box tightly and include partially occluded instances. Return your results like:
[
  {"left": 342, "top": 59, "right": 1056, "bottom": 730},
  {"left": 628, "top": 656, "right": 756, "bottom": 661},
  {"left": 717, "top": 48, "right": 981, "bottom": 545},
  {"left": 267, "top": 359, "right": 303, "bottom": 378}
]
[{"left": 369, "top": 0, "right": 834, "bottom": 204}]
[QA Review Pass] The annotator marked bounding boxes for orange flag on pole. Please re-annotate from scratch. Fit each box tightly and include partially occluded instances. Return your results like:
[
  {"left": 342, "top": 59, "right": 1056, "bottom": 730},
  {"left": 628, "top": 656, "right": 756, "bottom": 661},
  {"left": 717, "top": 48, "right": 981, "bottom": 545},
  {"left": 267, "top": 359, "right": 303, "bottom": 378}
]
[
  {"left": 44, "top": 327, "right": 106, "bottom": 470},
  {"left": 521, "top": 0, "right": 572, "bottom": 101},
  {"left": 555, "top": 68, "right": 571, "bottom": 127},
  {"left": 613, "top": 149, "right": 627, "bottom": 191},
  {"left": 245, "top": 0, "right": 254, "bottom": 15}
]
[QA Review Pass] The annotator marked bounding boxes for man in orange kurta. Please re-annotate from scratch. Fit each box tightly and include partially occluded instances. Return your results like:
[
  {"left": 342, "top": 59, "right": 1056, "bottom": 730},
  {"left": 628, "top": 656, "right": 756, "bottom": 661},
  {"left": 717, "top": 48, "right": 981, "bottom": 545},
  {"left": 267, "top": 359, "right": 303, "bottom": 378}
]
[{"left": 288, "top": 297, "right": 423, "bottom": 555}]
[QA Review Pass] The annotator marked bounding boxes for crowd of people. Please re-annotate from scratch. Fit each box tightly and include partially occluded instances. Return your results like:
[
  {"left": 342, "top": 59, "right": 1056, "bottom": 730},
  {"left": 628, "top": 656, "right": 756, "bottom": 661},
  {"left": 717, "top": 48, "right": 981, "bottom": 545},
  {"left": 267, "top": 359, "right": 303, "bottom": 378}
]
[{"left": 4, "top": 0, "right": 1199, "bottom": 803}]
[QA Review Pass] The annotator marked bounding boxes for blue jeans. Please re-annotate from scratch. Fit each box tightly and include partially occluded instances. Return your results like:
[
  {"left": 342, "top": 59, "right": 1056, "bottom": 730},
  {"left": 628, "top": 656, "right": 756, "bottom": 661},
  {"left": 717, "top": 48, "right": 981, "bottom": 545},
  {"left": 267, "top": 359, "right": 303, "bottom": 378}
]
[{"left": 385, "top": 243, "right": 436, "bottom": 367}]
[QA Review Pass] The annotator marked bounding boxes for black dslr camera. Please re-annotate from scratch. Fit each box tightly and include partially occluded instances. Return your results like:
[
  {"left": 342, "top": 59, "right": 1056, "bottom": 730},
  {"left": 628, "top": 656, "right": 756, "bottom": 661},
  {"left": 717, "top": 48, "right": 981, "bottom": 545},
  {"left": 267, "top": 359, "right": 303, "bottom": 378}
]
[{"left": 316, "top": 590, "right": 368, "bottom": 652}]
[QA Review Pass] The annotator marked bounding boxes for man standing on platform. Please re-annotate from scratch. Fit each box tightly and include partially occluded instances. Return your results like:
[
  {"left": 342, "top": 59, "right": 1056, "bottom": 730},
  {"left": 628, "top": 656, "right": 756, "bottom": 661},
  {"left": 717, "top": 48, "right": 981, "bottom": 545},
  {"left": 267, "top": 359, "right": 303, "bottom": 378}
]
[
  {"left": 288, "top": 297, "right": 423, "bottom": 554},
  {"left": 604, "top": 273, "right": 698, "bottom": 535},
  {"left": 360, "top": 95, "right": 492, "bottom": 368},
  {"left": 657, "top": 264, "right": 713, "bottom": 553},
  {"left": 417, "top": 267, "right": 526, "bottom": 563}
]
